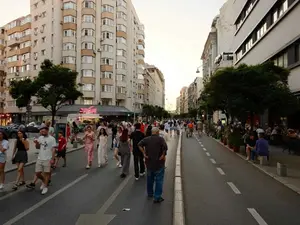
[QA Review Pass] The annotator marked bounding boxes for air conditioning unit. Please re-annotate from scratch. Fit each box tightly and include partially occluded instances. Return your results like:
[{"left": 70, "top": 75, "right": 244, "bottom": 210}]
[
  {"left": 23, "top": 59, "right": 27, "bottom": 63},
  {"left": 34, "top": 56, "right": 38, "bottom": 60},
  {"left": 34, "top": 31, "right": 38, "bottom": 36},
  {"left": 15, "top": 72, "right": 19, "bottom": 76},
  {"left": 39, "top": 13, "right": 43, "bottom": 18},
  {"left": 97, "top": 48, "right": 101, "bottom": 52},
  {"left": 40, "top": 28, "right": 44, "bottom": 33},
  {"left": 60, "top": 21, "right": 63, "bottom": 25},
  {"left": 15, "top": 37, "right": 19, "bottom": 41}
]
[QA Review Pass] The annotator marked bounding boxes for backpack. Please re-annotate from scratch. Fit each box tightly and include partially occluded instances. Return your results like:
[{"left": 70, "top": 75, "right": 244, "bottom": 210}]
[{"left": 146, "top": 125, "right": 152, "bottom": 137}]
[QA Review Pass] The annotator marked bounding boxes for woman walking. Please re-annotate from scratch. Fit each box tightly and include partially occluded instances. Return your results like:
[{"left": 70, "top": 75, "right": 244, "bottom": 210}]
[
  {"left": 97, "top": 128, "right": 108, "bottom": 167},
  {"left": 12, "top": 130, "right": 29, "bottom": 190},
  {"left": 0, "top": 131, "right": 9, "bottom": 190},
  {"left": 114, "top": 126, "right": 123, "bottom": 168},
  {"left": 118, "top": 129, "right": 131, "bottom": 178},
  {"left": 83, "top": 125, "right": 95, "bottom": 169}
]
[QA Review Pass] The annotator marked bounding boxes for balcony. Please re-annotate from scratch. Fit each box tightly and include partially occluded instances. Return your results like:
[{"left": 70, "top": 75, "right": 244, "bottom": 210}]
[
  {"left": 7, "top": 37, "right": 21, "bottom": 48},
  {"left": 116, "top": 93, "right": 126, "bottom": 100},
  {"left": 138, "top": 39, "right": 145, "bottom": 46},
  {"left": 137, "top": 49, "right": 145, "bottom": 57}
]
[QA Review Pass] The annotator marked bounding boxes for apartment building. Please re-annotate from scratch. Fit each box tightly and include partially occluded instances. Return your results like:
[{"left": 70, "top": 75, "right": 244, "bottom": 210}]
[
  {"left": 144, "top": 64, "right": 165, "bottom": 108},
  {"left": 176, "top": 96, "right": 180, "bottom": 114},
  {"left": 1, "top": 0, "right": 145, "bottom": 118},
  {"left": 179, "top": 86, "right": 188, "bottom": 114}
]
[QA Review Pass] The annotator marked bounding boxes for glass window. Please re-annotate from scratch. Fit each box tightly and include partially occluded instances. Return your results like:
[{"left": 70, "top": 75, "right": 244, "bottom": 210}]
[
  {"left": 64, "top": 30, "right": 76, "bottom": 37},
  {"left": 102, "top": 45, "right": 113, "bottom": 52},
  {"left": 117, "top": 86, "right": 126, "bottom": 93},
  {"left": 117, "top": 49, "right": 126, "bottom": 57},
  {"left": 102, "top": 5, "right": 114, "bottom": 13},
  {"left": 64, "top": 15, "right": 76, "bottom": 23},
  {"left": 101, "top": 85, "right": 113, "bottom": 92},
  {"left": 117, "top": 61, "right": 126, "bottom": 69},
  {"left": 82, "top": 56, "right": 93, "bottom": 64},
  {"left": 82, "top": 29, "right": 94, "bottom": 36},
  {"left": 63, "top": 56, "right": 76, "bottom": 64},
  {"left": 117, "top": 74, "right": 126, "bottom": 81},
  {"left": 117, "top": 0, "right": 126, "bottom": 8},
  {"left": 82, "top": 84, "right": 94, "bottom": 91},
  {"left": 83, "top": 1, "right": 96, "bottom": 9},
  {"left": 63, "top": 43, "right": 76, "bottom": 50},
  {"left": 83, "top": 98, "right": 93, "bottom": 105},
  {"left": 64, "top": 2, "right": 76, "bottom": 10},
  {"left": 117, "top": 11, "right": 127, "bottom": 20},
  {"left": 82, "top": 42, "right": 94, "bottom": 50},
  {"left": 102, "top": 18, "right": 114, "bottom": 26},
  {"left": 101, "top": 58, "right": 113, "bottom": 65},
  {"left": 83, "top": 15, "right": 95, "bottom": 23},
  {"left": 117, "top": 24, "right": 127, "bottom": 32},
  {"left": 101, "top": 72, "right": 113, "bottom": 79},
  {"left": 102, "top": 32, "right": 113, "bottom": 39},
  {"left": 283, "top": 52, "right": 288, "bottom": 68},
  {"left": 116, "top": 37, "right": 126, "bottom": 44},
  {"left": 82, "top": 69, "right": 94, "bottom": 77},
  {"left": 273, "top": 10, "right": 278, "bottom": 23}
]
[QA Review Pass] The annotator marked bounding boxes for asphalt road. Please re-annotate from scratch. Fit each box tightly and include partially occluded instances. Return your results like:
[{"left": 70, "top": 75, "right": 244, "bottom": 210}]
[
  {"left": 182, "top": 133, "right": 300, "bottom": 225},
  {"left": 0, "top": 137, "right": 177, "bottom": 225}
]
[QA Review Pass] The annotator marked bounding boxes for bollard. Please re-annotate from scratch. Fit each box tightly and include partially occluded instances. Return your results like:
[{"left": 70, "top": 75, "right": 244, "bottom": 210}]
[
  {"left": 277, "top": 162, "right": 287, "bottom": 177},
  {"left": 259, "top": 156, "right": 269, "bottom": 166},
  {"left": 73, "top": 141, "right": 78, "bottom": 148}
]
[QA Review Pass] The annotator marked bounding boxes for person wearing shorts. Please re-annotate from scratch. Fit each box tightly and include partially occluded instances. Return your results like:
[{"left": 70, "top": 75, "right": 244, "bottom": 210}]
[
  {"left": 54, "top": 131, "right": 67, "bottom": 168},
  {"left": 27, "top": 126, "right": 56, "bottom": 195}
]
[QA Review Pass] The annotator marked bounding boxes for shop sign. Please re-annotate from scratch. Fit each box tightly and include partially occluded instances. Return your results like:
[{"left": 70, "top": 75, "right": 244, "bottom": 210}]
[{"left": 79, "top": 106, "right": 97, "bottom": 114}]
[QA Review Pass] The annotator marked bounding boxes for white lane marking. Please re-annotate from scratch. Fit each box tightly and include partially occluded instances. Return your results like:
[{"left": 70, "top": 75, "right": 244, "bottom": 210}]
[
  {"left": 248, "top": 208, "right": 268, "bottom": 225},
  {"left": 210, "top": 158, "right": 216, "bottom": 164},
  {"left": 206, "top": 152, "right": 211, "bottom": 157},
  {"left": 216, "top": 167, "right": 225, "bottom": 175},
  {"left": 3, "top": 174, "right": 88, "bottom": 225},
  {"left": 227, "top": 182, "right": 241, "bottom": 194},
  {"left": 203, "top": 148, "right": 207, "bottom": 151},
  {"left": 0, "top": 173, "right": 57, "bottom": 201}
]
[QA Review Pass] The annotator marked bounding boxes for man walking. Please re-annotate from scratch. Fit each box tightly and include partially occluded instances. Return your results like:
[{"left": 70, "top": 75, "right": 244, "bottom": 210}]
[
  {"left": 138, "top": 127, "right": 168, "bottom": 203},
  {"left": 130, "top": 123, "right": 145, "bottom": 180}
]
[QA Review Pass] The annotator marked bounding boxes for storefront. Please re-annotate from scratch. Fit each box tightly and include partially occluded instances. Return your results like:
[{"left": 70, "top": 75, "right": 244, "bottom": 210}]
[{"left": 0, "top": 113, "right": 12, "bottom": 126}]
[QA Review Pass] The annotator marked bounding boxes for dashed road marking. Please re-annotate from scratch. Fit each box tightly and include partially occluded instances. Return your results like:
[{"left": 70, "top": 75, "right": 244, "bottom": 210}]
[
  {"left": 216, "top": 167, "right": 225, "bottom": 175},
  {"left": 206, "top": 152, "right": 211, "bottom": 157},
  {"left": 247, "top": 208, "right": 268, "bottom": 225},
  {"left": 227, "top": 182, "right": 241, "bottom": 194},
  {"left": 210, "top": 158, "right": 216, "bottom": 164},
  {"left": 203, "top": 148, "right": 207, "bottom": 151}
]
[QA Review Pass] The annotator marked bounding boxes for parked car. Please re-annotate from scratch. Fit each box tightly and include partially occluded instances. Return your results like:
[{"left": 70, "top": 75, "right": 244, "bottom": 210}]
[
  {"left": 25, "top": 122, "right": 42, "bottom": 133},
  {"left": 0, "top": 126, "right": 18, "bottom": 139}
]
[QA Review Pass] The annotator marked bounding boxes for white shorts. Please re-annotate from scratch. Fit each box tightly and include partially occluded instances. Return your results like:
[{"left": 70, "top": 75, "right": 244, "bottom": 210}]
[{"left": 35, "top": 159, "right": 51, "bottom": 173}]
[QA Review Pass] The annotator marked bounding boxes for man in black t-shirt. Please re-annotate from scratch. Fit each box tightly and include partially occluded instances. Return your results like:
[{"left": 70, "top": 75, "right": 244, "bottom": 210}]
[{"left": 246, "top": 132, "right": 256, "bottom": 160}]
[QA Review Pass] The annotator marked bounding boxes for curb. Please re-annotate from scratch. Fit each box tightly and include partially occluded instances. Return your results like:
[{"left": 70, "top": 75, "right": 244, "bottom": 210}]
[
  {"left": 173, "top": 132, "right": 185, "bottom": 225},
  {"left": 212, "top": 138, "right": 300, "bottom": 195},
  {"left": 5, "top": 145, "right": 84, "bottom": 173}
]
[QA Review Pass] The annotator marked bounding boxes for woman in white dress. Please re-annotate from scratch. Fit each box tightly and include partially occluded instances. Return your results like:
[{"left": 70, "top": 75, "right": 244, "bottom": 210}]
[{"left": 97, "top": 128, "right": 108, "bottom": 167}]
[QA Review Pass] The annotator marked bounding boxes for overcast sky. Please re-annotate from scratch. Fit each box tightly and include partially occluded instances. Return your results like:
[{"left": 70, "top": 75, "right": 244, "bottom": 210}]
[{"left": 0, "top": 0, "right": 225, "bottom": 110}]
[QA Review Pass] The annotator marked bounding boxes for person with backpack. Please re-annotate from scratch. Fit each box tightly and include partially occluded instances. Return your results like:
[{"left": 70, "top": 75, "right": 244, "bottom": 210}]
[{"left": 145, "top": 122, "right": 153, "bottom": 137}]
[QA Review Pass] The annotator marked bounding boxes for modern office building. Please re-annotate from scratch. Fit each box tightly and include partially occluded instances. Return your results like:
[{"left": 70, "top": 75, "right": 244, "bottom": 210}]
[
  {"left": 1, "top": 0, "right": 145, "bottom": 119},
  {"left": 144, "top": 63, "right": 165, "bottom": 108}
]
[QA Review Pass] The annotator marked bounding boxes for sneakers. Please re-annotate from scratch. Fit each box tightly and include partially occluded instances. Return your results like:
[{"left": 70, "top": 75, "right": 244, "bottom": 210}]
[
  {"left": 26, "top": 182, "right": 35, "bottom": 189},
  {"left": 86, "top": 165, "right": 90, "bottom": 169},
  {"left": 135, "top": 177, "right": 139, "bottom": 181},
  {"left": 41, "top": 187, "right": 48, "bottom": 195},
  {"left": 40, "top": 183, "right": 45, "bottom": 190},
  {"left": 140, "top": 172, "right": 145, "bottom": 177},
  {"left": 153, "top": 197, "right": 164, "bottom": 203},
  {"left": 118, "top": 164, "right": 122, "bottom": 168},
  {"left": 116, "top": 161, "right": 122, "bottom": 168},
  {"left": 0, "top": 183, "right": 4, "bottom": 190}
]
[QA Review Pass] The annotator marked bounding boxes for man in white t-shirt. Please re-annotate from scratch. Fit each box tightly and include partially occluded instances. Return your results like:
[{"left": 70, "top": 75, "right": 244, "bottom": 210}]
[{"left": 31, "top": 126, "right": 56, "bottom": 195}]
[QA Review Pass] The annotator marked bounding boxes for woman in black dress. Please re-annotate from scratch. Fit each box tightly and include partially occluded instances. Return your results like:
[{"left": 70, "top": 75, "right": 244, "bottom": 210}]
[{"left": 12, "top": 130, "right": 29, "bottom": 190}]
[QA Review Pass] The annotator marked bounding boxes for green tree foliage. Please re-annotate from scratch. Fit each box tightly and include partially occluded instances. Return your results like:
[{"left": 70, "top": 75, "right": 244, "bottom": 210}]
[
  {"left": 201, "top": 61, "right": 299, "bottom": 126},
  {"left": 142, "top": 104, "right": 170, "bottom": 120},
  {"left": 9, "top": 79, "right": 37, "bottom": 108}
]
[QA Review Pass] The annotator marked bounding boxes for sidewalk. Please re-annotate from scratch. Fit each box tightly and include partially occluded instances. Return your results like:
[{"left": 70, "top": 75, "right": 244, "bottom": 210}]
[
  {"left": 5, "top": 139, "right": 83, "bottom": 172},
  {"left": 215, "top": 138, "right": 300, "bottom": 194}
]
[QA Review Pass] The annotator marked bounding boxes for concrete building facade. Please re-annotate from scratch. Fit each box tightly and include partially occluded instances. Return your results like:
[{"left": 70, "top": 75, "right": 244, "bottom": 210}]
[
  {"left": 176, "top": 96, "right": 180, "bottom": 114},
  {"left": 1, "top": 0, "right": 145, "bottom": 119},
  {"left": 144, "top": 64, "right": 165, "bottom": 108},
  {"left": 180, "top": 86, "right": 187, "bottom": 114}
]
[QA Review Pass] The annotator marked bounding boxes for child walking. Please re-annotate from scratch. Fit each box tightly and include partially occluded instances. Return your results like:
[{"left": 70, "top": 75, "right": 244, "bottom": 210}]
[
  {"left": 97, "top": 128, "right": 108, "bottom": 167},
  {"left": 54, "top": 131, "right": 67, "bottom": 168}
]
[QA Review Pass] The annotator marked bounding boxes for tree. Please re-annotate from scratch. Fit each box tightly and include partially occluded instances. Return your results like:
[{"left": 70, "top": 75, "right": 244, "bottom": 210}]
[
  {"left": 34, "top": 60, "right": 83, "bottom": 125},
  {"left": 201, "top": 61, "right": 299, "bottom": 128},
  {"left": 188, "top": 107, "right": 198, "bottom": 119},
  {"left": 9, "top": 79, "right": 37, "bottom": 108}
]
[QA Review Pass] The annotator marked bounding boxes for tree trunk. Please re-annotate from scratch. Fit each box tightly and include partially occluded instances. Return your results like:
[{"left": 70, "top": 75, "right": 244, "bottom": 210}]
[{"left": 51, "top": 109, "right": 56, "bottom": 127}]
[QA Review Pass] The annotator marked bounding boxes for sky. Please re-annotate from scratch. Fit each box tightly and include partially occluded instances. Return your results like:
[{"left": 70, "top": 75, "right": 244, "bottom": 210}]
[{"left": 0, "top": 0, "right": 225, "bottom": 110}]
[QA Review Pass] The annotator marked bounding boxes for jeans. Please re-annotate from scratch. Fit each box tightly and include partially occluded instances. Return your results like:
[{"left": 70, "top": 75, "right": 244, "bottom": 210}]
[
  {"left": 251, "top": 149, "right": 269, "bottom": 161},
  {"left": 147, "top": 167, "right": 165, "bottom": 200},
  {"left": 133, "top": 153, "right": 145, "bottom": 178}
]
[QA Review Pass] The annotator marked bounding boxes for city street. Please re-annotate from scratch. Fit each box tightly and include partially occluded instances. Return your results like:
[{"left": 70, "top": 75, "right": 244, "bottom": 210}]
[
  {"left": 0, "top": 137, "right": 177, "bottom": 225},
  {"left": 182, "top": 133, "right": 300, "bottom": 225}
]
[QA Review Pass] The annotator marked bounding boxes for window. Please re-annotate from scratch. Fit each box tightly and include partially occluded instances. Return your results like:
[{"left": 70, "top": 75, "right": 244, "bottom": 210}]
[
  {"left": 82, "top": 70, "right": 94, "bottom": 77},
  {"left": 82, "top": 29, "right": 95, "bottom": 36},
  {"left": 20, "top": 16, "right": 31, "bottom": 25},
  {"left": 117, "top": 61, "right": 126, "bottom": 69},
  {"left": 82, "top": 56, "right": 93, "bottom": 64},
  {"left": 116, "top": 74, "right": 126, "bottom": 81},
  {"left": 20, "top": 64, "right": 30, "bottom": 72},
  {"left": 41, "top": 49, "right": 46, "bottom": 55},
  {"left": 83, "top": 1, "right": 96, "bottom": 9},
  {"left": 236, "top": 50, "right": 243, "bottom": 61},
  {"left": 102, "top": 32, "right": 113, "bottom": 40},
  {"left": 64, "top": 30, "right": 76, "bottom": 37},
  {"left": 20, "top": 41, "right": 31, "bottom": 49},
  {"left": 82, "top": 84, "right": 94, "bottom": 91},
  {"left": 117, "top": 24, "right": 127, "bottom": 32},
  {"left": 257, "top": 22, "right": 267, "bottom": 39},
  {"left": 33, "top": 65, "right": 37, "bottom": 70},
  {"left": 101, "top": 85, "right": 113, "bottom": 92},
  {"left": 102, "top": 5, "right": 114, "bottom": 13},
  {"left": 102, "top": 45, "right": 113, "bottom": 52},
  {"left": 117, "top": 0, "right": 126, "bottom": 8},
  {"left": 22, "top": 29, "right": 31, "bottom": 37},
  {"left": 83, "top": 98, "right": 93, "bottom": 105},
  {"left": 117, "top": 86, "right": 126, "bottom": 93},
  {"left": 117, "top": 37, "right": 126, "bottom": 44},
  {"left": 83, "top": 15, "right": 95, "bottom": 23},
  {"left": 235, "top": 0, "right": 257, "bottom": 29},
  {"left": 117, "top": 49, "right": 126, "bottom": 57},
  {"left": 279, "top": 0, "right": 288, "bottom": 17},
  {"left": 117, "top": 11, "right": 127, "bottom": 20},
  {"left": 82, "top": 42, "right": 94, "bottom": 50},
  {"left": 63, "top": 43, "right": 76, "bottom": 50},
  {"left": 101, "top": 72, "right": 113, "bottom": 79},
  {"left": 63, "top": 2, "right": 76, "bottom": 10},
  {"left": 101, "top": 58, "right": 113, "bottom": 65},
  {"left": 64, "top": 16, "right": 76, "bottom": 23},
  {"left": 245, "top": 39, "right": 253, "bottom": 51},
  {"left": 273, "top": 10, "right": 278, "bottom": 23},
  {"left": 102, "top": 18, "right": 114, "bottom": 26},
  {"left": 63, "top": 56, "right": 76, "bottom": 64},
  {"left": 42, "top": 37, "right": 46, "bottom": 43}
]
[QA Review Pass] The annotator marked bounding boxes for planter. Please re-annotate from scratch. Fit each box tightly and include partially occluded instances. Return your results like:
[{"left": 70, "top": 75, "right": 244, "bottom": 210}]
[
  {"left": 220, "top": 136, "right": 224, "bottom": 143},
  {"left": 223, "top": 138, "right": 227, "bottom": 145},
  {"left": 228, "top": 144, "right": 233, "bottom": 149},
  {"left": 233, "top": 146, "right": 240, "bottom": 152}
]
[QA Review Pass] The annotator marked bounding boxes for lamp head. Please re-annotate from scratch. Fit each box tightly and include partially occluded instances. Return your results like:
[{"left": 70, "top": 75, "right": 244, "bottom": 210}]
[{"left": 196, "top": 69, "right": 200, "bottom": 73}]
